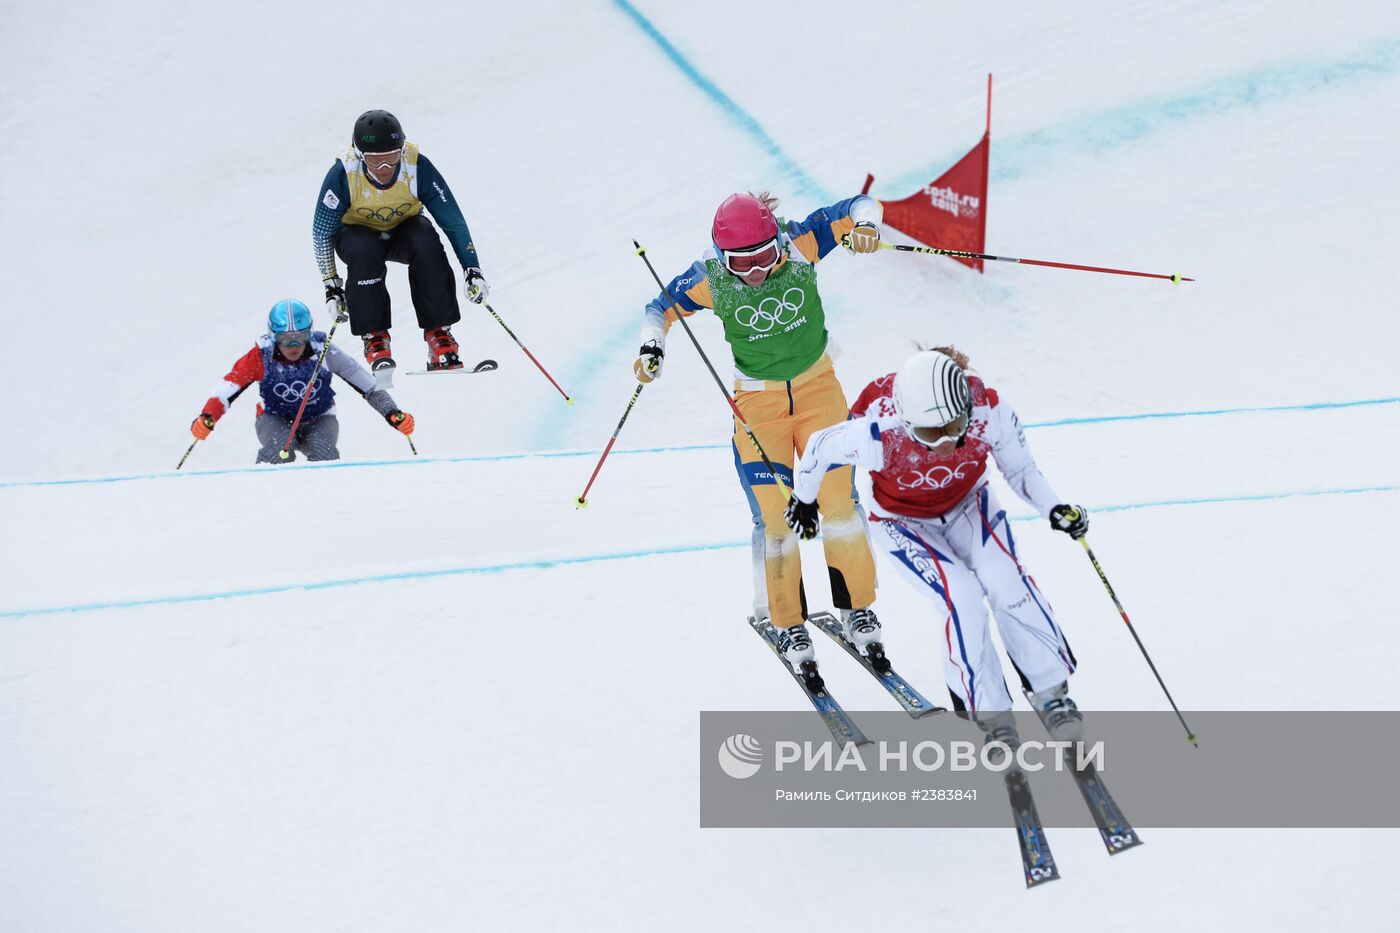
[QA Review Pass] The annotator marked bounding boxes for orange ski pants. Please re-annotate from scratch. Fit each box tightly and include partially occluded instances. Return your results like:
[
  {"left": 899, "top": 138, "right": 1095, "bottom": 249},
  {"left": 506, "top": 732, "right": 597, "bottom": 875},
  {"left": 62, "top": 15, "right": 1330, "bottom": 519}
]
[{"left": 731, "top": 355, "right": 877, "bottom": 629}]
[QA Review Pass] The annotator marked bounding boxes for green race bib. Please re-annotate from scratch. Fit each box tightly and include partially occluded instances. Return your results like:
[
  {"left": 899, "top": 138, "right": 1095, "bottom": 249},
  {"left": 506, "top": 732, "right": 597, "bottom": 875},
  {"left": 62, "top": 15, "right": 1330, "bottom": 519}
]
[{"left": 704, "top": 251, "right": 829, "bottom": 381}]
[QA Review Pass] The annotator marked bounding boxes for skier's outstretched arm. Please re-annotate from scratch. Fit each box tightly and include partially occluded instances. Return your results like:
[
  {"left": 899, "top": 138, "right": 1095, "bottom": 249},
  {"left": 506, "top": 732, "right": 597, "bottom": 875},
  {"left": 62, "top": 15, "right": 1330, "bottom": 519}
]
[
  {"left": 785, "top": 416, "right": 883, "bottom": 539},
  {"left": 988, "top": 396, "right": 1061, "bottom": 517},
  {"left": 312, "top": 163, "right": 352, "bottom": 316},
  {"left": 312, "top": 163, "right": 350, "bottom": 283},
  {"left": 190, "top": 346, "right": 262, "bottom": 439},
  {"left": 793, "top": 417, "right": 885, "bottom": 503},
  {"left": 784, "top": 195, "right": 883, "bottom": 264},
  {"left": 634, "top": 260, "right": 714, "bottom": 382},
  {"left": 990, "top": 393, "right": 1092, "bottom": 539},
  {"left": 325, "top": 344, "right": 397, "bottom": 417},
  {"left": 326, "top": 343, "right": 415, "bottom": 435},
  {"left": 417, "top": 154, "right": 489, "bottom": 304},
  {"left": 416, "top": 154, "right": 480, "bottom": 271}
]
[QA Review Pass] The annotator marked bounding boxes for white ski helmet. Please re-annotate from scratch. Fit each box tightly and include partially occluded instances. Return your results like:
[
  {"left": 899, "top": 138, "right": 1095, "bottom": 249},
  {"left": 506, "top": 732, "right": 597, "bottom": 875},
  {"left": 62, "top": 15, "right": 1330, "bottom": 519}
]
[{"left": 892, "top": 350, "right": 971, "bottom": 449}]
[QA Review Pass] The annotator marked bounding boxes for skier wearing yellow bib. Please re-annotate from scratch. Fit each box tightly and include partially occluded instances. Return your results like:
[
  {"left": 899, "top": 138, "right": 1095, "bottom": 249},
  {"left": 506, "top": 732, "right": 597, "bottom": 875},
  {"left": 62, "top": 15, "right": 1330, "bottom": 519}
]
[
  {"left": 635, "top": 192, "right": 883, "bottom": 675},
  {"left": 312, "top": 110, "right": 489, "bottom": 385}
]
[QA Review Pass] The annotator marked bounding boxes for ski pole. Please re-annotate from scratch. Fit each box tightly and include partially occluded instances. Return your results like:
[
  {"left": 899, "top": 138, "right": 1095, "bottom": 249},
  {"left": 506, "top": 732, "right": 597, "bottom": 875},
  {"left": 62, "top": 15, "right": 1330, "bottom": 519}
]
[
  {"left": 575, "top": 382, "right": 645, "bottom": 509},
  {"left": 405, "top": 434, "right": 418, "bottom": 456},
  {"left": 633, "top": 240, "right": 791, "bottom": 500},
  {"left": 480, "top": 302, "right": 574, "bottom": 405},
  {"left": 854, "top": 236, "right": 1193, "bottom": 284},
  {"left": 1075, "top": 532, "right": 1199, "bottom": 746},
  {"left": 278, "top": 305, "right": 346, "bottom": 461},
  {"left": 176, "top": 438, "right": 199, "bottom": 470}
]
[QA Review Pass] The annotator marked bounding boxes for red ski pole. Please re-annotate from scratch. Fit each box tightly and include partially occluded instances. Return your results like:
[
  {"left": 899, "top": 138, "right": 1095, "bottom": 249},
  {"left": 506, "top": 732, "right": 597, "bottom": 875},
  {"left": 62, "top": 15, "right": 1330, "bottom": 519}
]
[
  {"left": 575, "top": 382, "right": 645, "bottom": 508},
  {"left": 867, "top": 238, "right": 1193, "bottom": 284},
  {"left": 481, "top": 302, "right": 574, "bottom": 405},
  {"left": 278, "top": 313, "right": 344, "bottom": 461}
]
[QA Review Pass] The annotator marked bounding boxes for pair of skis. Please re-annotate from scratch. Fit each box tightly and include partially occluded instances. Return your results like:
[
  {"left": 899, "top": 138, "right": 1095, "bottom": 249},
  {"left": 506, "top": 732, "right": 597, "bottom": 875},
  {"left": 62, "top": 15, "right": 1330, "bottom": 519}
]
[
  {"left": 1007, "top": 690, "right": 1143, "bottom": 887},
  {"left": 404, "top": 358, "right": 498, "bottom": 378},
  {"left": 747, "top": 611, "right": 944, "bottom": 747},
  {"left": 374, "top": 358, "right": 499, "bottom": 389},
  {"left": 746, "top": 613, "right": 1140, "bottom": 889}
]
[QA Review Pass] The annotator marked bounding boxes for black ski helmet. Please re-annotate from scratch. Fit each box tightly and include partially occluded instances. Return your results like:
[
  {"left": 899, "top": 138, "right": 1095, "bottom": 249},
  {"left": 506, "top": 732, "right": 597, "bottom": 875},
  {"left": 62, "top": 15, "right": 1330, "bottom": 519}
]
[{"left": 352, "top": 110, "right": 403, "bottom": 152}]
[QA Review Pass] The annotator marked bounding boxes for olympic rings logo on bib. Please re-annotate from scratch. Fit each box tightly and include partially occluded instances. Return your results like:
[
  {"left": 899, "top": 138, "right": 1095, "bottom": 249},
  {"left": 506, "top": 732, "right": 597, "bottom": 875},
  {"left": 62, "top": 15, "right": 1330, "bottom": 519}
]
[
  {"left": 894, "top": 461, "right": 977, "bottom": 490},
  {"left": 355, "top": 203, "right": 414, "bottom": 223},
  {"left": 734, "top": 287, "right": 805, "bottom": 333},
  {"left": 272, "top": 379, "right": 318, "bottom": 403}
]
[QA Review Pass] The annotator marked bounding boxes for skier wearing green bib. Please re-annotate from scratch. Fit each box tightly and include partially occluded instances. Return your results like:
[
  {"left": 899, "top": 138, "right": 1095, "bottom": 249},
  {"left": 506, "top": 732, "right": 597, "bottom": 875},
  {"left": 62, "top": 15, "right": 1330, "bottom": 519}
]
[{"left": 634, "top": 191, "right": 884, "bottom": 675}]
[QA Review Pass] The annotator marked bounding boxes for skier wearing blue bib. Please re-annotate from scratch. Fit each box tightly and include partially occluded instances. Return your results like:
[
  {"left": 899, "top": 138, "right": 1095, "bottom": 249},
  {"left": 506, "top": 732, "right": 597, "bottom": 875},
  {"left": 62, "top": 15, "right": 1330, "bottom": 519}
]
[{"left": 190, "top": 300, "right": 415, "bottom": 463}]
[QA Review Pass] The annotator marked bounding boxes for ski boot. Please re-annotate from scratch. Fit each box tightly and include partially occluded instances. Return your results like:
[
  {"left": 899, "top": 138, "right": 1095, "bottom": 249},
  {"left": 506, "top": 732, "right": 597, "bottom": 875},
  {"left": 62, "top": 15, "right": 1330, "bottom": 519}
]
[
  {"left": 976, "top": 711, "right": 1022, "bottom": 767},
  {"left": 425, "top": 326, "right": 464, "bottom": 371},
  {"left": 1029, "top": 681, "right": 1084, "bottom": 742},
  {"left": 841, "top": 607, "right": 889, "bottom": 673},
  {"left": 774, "top": 622, "right": 823, "bottom": 691},
  {"left": 363, "top": 330, "right": 395, "bottom": 388}
]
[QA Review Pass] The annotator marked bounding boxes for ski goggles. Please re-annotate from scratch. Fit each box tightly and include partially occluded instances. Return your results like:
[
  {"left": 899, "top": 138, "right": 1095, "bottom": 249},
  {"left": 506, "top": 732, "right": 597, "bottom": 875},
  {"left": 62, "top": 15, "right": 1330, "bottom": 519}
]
[
  {"left": 909, "top": 411, "right": 970, "bottom": 449},
  {"left": 357, "top": 147, "right": 403, "bottom": 171},
  {"left": 274, "top": 330, "right": 310, "bottom": 348},
  {"left": 722, "top": 238, "right": 782, "bottom": 276}
]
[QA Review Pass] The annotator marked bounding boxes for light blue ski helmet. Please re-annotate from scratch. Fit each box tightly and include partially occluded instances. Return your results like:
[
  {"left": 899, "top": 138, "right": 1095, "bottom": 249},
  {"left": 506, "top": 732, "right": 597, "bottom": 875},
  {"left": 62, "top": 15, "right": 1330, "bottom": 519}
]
[{"left": 268, "top": 299, "right": 313, "bottom": 335}]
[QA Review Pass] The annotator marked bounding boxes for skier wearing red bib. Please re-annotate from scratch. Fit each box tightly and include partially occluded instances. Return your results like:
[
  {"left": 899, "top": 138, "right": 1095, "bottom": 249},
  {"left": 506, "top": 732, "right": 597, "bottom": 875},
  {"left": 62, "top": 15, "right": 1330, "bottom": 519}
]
[{"left": 785, "top": 348, "right": 1089, "bottom": 747}]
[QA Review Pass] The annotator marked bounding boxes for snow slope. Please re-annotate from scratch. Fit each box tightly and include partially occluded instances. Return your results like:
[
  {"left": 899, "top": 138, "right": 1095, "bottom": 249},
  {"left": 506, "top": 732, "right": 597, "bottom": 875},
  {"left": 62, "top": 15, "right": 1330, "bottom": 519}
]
[{"left": 3, "top": 1, "right": 1399, "bottom": 930}]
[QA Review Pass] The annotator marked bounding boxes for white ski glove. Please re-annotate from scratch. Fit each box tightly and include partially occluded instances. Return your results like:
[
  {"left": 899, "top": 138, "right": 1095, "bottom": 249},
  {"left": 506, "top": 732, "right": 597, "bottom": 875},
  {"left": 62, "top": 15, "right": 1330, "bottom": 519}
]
[
  {"left": 634, "top": 340, "right": 664, "bottom": 383},
  {"left": 324, "top": 276, "right": 347, "bottom": 322},
  {"left": 464, "top": 267, "right": 490, "bottom": 305}
]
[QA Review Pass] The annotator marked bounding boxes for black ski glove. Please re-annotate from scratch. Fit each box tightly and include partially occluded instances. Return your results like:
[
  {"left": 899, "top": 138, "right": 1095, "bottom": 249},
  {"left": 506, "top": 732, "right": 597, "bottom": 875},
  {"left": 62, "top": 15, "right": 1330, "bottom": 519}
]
[
  {"left": 1049, "top": 504, "right": 1089, "bottom": 539},
  {"left": 784, "top": 496, "right": 820, "bottom": 540}
]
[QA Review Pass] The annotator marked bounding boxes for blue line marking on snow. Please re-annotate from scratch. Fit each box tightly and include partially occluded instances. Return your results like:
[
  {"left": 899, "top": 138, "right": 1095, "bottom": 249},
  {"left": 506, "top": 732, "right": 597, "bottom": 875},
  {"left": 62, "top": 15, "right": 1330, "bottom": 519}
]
[
  {"left": 3, "top": 484, "right": 1395, "bottom": 619},
  {"left": 0, "top": 541, "right": 746, "bottom": 620},
  {"left": 0, "top": 443, "right": 724, "bottom": 490},
  {"left": 609, "top": 0, "right": 822, "bottom": 198},
  {"left": 1086, "top": 484, "right": 1400, "bottom": 515},
  {"left": 1028, "top": 395, "right": 1400, "bottom": 429},
  {"left": 4, "top": 396, "right": 1394, "bottom": 490},
  {"left": 888, "top": 36, "right": 1400, "bottom": 194}
]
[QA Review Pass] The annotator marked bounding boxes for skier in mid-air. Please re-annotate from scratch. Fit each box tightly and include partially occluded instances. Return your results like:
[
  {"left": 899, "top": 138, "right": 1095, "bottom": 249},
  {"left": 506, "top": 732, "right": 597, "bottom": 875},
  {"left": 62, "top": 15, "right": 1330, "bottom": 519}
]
[
  {"left": 633, "top": 190, "right": 884, "bottom": 678},
  {"left": 784, "top": 347, "right": 1089, "bottom": 748},
  {"left": 313, "top": 109, "right": 489, "bottom": 384},
  {"left": 189, "top": 299, "right": 415, "bottom": 463}
]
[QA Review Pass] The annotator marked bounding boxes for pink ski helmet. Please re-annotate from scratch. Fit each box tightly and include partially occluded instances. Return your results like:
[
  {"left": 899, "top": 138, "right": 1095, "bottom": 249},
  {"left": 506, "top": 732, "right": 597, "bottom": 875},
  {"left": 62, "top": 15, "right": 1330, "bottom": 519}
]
[{"left": 712, "top": 193, "right": 779, "bottom": 251}]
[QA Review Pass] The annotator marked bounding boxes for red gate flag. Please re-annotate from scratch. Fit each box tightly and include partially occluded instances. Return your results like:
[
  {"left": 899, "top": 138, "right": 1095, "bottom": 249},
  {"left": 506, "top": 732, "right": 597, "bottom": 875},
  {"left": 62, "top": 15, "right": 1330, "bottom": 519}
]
[{"left": 862, "top": 75, "right": 991, "bottom": 272}]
